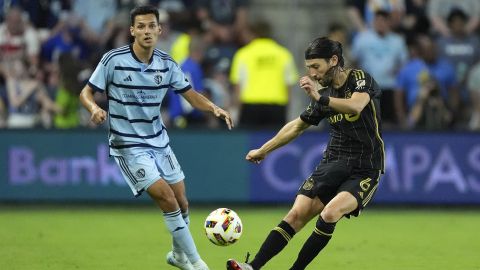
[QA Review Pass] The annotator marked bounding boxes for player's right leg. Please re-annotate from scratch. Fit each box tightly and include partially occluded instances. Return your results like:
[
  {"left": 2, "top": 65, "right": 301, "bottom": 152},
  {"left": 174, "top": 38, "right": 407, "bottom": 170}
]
[
  {"left": 227, "top": 195, "right": 323, "bottom": 270},
  {"left": 168, "top": 180, "right": 193, "bottom": 269},
  {"left": 148, "top": 179, "right": 208, "bottom": 270},
  {"left": 152, "top": 147, "right": 209, "bottom": 270},
  {"left": 113, "top": 154, "right": 206, "bottom": 270}
]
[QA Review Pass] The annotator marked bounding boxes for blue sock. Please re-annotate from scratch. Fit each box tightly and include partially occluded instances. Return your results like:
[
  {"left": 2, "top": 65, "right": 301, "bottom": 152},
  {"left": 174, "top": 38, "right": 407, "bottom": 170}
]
[
  {"left": 164, "top": 209, "right": 200, "bottom": 263},
  {"left": 172, "top": 210, "right": 190, "bottom": 259}
]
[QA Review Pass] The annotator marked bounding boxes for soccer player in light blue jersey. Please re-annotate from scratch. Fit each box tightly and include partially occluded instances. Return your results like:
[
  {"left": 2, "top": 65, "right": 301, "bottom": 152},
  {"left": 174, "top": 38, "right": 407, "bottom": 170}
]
[{"left": 79, "top": 6, "right": 233, "bottom": 270}]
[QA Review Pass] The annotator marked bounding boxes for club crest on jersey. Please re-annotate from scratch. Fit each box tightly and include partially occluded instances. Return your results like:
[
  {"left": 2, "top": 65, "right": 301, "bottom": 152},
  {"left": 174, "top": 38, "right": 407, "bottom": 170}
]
[
  {"left": 136, "top": 168, "right": 146, "bottom": 178},
  {"left": 302, "top": 177, "right": 314, "bottom": 190},
  {"left": 356, "top": 79, "right": 365, "bottom": 89},
  {"left": 154, "top": 74, "right": 163, "bottom": 85}
]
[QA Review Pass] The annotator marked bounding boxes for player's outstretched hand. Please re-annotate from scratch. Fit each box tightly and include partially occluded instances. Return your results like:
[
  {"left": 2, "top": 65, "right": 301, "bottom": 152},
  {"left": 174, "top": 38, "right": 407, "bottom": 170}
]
[
  {"left": 299, "top": 76, "right": 320, "bottom": 101},
  {"left": 91, "top": 107, "right": 107, "bottom": 125},
  {"left": 246, "top": 149, "right": 266, "bottom": 164},
  {"left": 214, "top": 106, "right": 234, "bottom": 130}
]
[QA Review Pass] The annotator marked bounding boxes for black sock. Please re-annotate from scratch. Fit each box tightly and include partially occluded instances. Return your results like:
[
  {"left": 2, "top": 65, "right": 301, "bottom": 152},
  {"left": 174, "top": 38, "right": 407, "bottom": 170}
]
[
  {"left": 250, "top": 220, "right": 296, "bottom": 270},
  {"left": 289, "top": 217, "right": 336, "bottom": 270}
]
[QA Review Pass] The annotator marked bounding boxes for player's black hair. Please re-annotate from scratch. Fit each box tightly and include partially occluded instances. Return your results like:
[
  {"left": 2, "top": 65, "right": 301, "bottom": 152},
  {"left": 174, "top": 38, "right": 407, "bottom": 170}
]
[
  {"left": 130, "top": 5, "right": 159, "bottom": 26},
  {"left": 305, "top": 37, "right": 345, "bottom": 67}
]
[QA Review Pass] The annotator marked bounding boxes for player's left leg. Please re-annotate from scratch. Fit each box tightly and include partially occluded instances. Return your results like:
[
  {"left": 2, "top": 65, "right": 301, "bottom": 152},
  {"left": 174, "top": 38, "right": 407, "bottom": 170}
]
[
  {"left": 227, "top": 195, "right": 323, "bottom": 270},
  {"left": 290, "top": 192, "right": 357, "bottom": 270},
  {"left": 289, "top": 169, "right": 381, "bottom": 270}
]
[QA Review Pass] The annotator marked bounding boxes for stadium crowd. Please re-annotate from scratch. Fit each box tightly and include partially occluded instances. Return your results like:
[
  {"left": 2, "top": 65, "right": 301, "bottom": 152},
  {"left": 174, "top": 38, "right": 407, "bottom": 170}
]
[{"left": 0, "top": 0, "right": 479, "bottom": 131}]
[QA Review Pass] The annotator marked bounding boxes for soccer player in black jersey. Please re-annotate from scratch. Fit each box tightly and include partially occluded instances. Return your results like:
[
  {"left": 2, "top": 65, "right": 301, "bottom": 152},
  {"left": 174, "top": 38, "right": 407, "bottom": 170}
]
[{"left": 226, "top": 37, "right": 385, "bottom": 270}]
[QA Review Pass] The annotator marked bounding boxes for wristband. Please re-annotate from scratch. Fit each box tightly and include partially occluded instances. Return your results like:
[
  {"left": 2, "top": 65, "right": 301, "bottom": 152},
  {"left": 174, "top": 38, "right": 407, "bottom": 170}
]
[{"left": 318, "top": 96, "right": 330, "bottom": 106}]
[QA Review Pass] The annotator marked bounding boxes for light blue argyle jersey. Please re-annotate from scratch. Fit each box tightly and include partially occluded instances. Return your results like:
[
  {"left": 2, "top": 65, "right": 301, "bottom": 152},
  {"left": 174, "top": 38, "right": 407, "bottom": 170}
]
[{"left": 88, "top": 45, "right": 191, "bottom": 156}]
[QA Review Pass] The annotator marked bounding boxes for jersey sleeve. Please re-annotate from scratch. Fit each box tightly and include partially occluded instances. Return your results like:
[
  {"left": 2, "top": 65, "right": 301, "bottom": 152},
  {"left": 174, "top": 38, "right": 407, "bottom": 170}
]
[
  {"left": 169, "top": 61, "right": 192, "bottom": 94},
  {"left": 299, "top": 97, "right": 326, "bottom": 126},
  {"left": 350, "top": 69, "right": 379, "bottom": 98},
  {"left": 88, "top": 53, "right": 115, "bottom": 93}
]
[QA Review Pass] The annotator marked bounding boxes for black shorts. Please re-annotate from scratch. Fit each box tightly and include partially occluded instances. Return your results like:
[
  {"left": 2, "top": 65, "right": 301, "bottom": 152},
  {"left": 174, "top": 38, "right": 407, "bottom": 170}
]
[{"left": 297, "top": 160, "right": 381, "bottom": 217}]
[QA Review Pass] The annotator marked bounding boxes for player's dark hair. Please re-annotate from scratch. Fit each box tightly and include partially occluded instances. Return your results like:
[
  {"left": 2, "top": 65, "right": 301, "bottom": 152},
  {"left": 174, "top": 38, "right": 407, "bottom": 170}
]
[
  {"left": 130, "top": 5, "right": 159, "bottom": 26},
  {"left": 305, "top": 37, "right": 345, "bottom": 67}
]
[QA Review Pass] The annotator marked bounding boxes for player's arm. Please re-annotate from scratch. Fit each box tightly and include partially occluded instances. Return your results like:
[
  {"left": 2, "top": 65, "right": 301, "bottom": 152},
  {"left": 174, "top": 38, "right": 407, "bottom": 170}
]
[
  {"left": 79, "top": 84, "right": 107, "bottom": 125},
  {"left": 300, "top": 75, "right": 370, "bottom": 114},
  {"left": 246, "top": 117, "right": 310, "bottom": 164},
  {"left": 181, "top": 88, "right": 233, "bottom": 129},
  {"left": 322, "top": 92, "right": 370, "bottom": 114}
]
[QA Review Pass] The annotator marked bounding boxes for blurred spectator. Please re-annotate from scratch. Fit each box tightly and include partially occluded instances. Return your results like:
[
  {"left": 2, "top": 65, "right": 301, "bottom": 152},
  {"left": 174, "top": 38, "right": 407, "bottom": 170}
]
[
  {"left": 0, "top": 6, "right": 40, "bottom": 76},
  {"left": 196, "top": 0, "right": 249, "bottom": 45},
  {"left": 103, "top": 16, "right": 131, "bottom": 52},
  {"left": 72, "top": 0, "right": 117, "bottom": 36},
  {"left": 467, "top": 62, "right": 480, "bottom": 130},
  {"left": 427, "top": 0, "right": 480, "bottom": 37},
  {"left": 168, "top": 35, "right": 209, "bottom": 128},
  {"left": 41, "top": 13, "right": 92, "bottom": 63},
  {"left": 395, "top": 34, "right": 457, "bottom": 129},
  {"left": 407, "top": 74, "right": 452, "bottom": 130},
  {"left": 400, "top": 0, "right": 430, "bottom": 37},
  {"left": 54, "top": 52, "right": 83, "bottom": 129},
  {"left": 229, "top": 20, "right": 298, "bottom": 129},
  {"left": 155, "top": 9, "right": 184, "bottom": 60},
  {"left": 351, "top": 10, "right": 408, "bottom": 127},
  {"left": 346, "top": 0, "right": 405, "bottom": 33},
  {"left": 157, "top": 9, "right": 202, "bottom": 65},
  {"left": 16, "top": 0, "right": 71, "bottom": 30},
  {"left": 4, "top": 59, "right": 60, "bottom": 128},
  {"left": 327, "top": 22, "right": 351, "bottom": 66},
  {"left": 436, "top": 8, "right": 480, "bottom": 127}
]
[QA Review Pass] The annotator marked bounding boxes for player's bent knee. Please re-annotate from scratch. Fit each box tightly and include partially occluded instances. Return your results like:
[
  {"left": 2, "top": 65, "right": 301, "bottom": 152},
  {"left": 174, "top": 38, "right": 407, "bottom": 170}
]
[
  {"left": 285, "top": 208, "right": 309, "bottom": 231},
  {"left": 177, "top": 198, "right": 189, "bottom": 212},
  {"left": 320, "top": 207, "right": 342, "bottom": 223}
]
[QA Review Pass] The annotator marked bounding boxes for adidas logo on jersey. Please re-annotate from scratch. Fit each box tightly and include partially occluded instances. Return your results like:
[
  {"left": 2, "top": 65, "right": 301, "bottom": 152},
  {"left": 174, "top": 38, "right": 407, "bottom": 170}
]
[{"left": 123, "top": 75, "right": 132, "bottom": 82}]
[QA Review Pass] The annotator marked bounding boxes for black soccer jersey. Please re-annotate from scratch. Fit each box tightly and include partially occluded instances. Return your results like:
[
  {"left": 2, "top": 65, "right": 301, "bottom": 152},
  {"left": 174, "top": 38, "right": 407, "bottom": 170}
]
[{"left": 300, "top": 69, "right": 385, "bottom": 172}]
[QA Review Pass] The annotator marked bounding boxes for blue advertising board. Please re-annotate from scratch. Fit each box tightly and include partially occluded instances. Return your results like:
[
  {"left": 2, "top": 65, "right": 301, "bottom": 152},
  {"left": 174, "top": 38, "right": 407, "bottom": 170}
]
[
  {"left": 1, "top": 130, "right": 479, "bottom": 204},
  {"left": 249, "top": 131, "right": 480, "bottom": 204},
  {"left": 0, "top": 130, "right": 249, "bottom": 202}
]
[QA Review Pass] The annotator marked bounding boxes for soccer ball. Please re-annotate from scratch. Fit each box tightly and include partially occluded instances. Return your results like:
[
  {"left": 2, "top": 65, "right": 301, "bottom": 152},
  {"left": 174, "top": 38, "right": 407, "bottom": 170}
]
[{"left": 204, "top": 208, "right": 243, "bottom": 246}]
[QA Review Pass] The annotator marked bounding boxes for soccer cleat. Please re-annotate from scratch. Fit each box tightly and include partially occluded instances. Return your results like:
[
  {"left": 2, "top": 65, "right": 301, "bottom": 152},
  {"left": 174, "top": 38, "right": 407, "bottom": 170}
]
[
  {"left": 166, "top": 251, "right": 194, "bottom": 270},
  {"left": 226, "top": 259, "right": 253, "bottom": 270},
  {"left": 191, "top": 259, "right": 209, "bottom": 270}
]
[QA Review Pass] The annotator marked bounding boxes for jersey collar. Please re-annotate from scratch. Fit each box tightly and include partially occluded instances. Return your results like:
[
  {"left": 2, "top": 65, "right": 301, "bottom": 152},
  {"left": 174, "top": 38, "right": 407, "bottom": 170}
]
[{"left": 129, "top": 44, "right": 154, "bottom": 65}]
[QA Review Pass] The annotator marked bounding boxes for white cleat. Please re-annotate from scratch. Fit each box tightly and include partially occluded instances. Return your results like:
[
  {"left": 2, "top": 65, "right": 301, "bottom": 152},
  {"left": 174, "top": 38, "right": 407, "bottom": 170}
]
[
  {"left": 166, "top": 251, "right": 194, "bottom": 270},
  {"left": 192, "top": 259, "right": 210, "bottom": 270}
]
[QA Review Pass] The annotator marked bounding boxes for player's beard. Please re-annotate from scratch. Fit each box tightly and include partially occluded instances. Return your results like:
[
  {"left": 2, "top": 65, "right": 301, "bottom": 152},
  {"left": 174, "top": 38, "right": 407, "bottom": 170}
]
[{"left": 318, "top": 65, "right": 336, "bottom": 87}]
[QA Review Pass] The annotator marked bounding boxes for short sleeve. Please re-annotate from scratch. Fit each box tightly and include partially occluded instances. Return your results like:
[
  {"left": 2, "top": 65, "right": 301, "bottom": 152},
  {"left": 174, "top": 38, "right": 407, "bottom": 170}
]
[
  {"left": 88, "top": 58, "right": 111, "bottom": 93},
  {"left": 351, "top": 69, "right": 377, "bottom": 97},
  {"left": 299, "top": 98, "right": 326, "bottom": 126},
  {"left": 169, "top": 62, "right": 192, "bottom": 94}
]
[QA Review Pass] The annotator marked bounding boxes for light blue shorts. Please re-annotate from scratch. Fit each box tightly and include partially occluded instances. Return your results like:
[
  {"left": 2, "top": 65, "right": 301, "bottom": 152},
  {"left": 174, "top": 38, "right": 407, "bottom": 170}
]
[{"left": 113, "top": 146, "right": 185, "bottom": 197}]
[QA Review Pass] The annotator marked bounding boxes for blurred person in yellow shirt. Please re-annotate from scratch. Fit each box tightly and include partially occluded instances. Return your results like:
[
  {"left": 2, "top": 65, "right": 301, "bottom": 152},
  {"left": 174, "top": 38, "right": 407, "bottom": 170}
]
[{"left": 230, "top": 20, "right": 298, "bottom": 129}]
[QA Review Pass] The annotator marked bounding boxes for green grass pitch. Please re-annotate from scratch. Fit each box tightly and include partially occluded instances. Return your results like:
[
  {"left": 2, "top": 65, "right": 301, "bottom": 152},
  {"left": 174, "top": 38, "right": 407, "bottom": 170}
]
[{"left": 1, "top": 205, "right": 479, "bottom": 270}]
